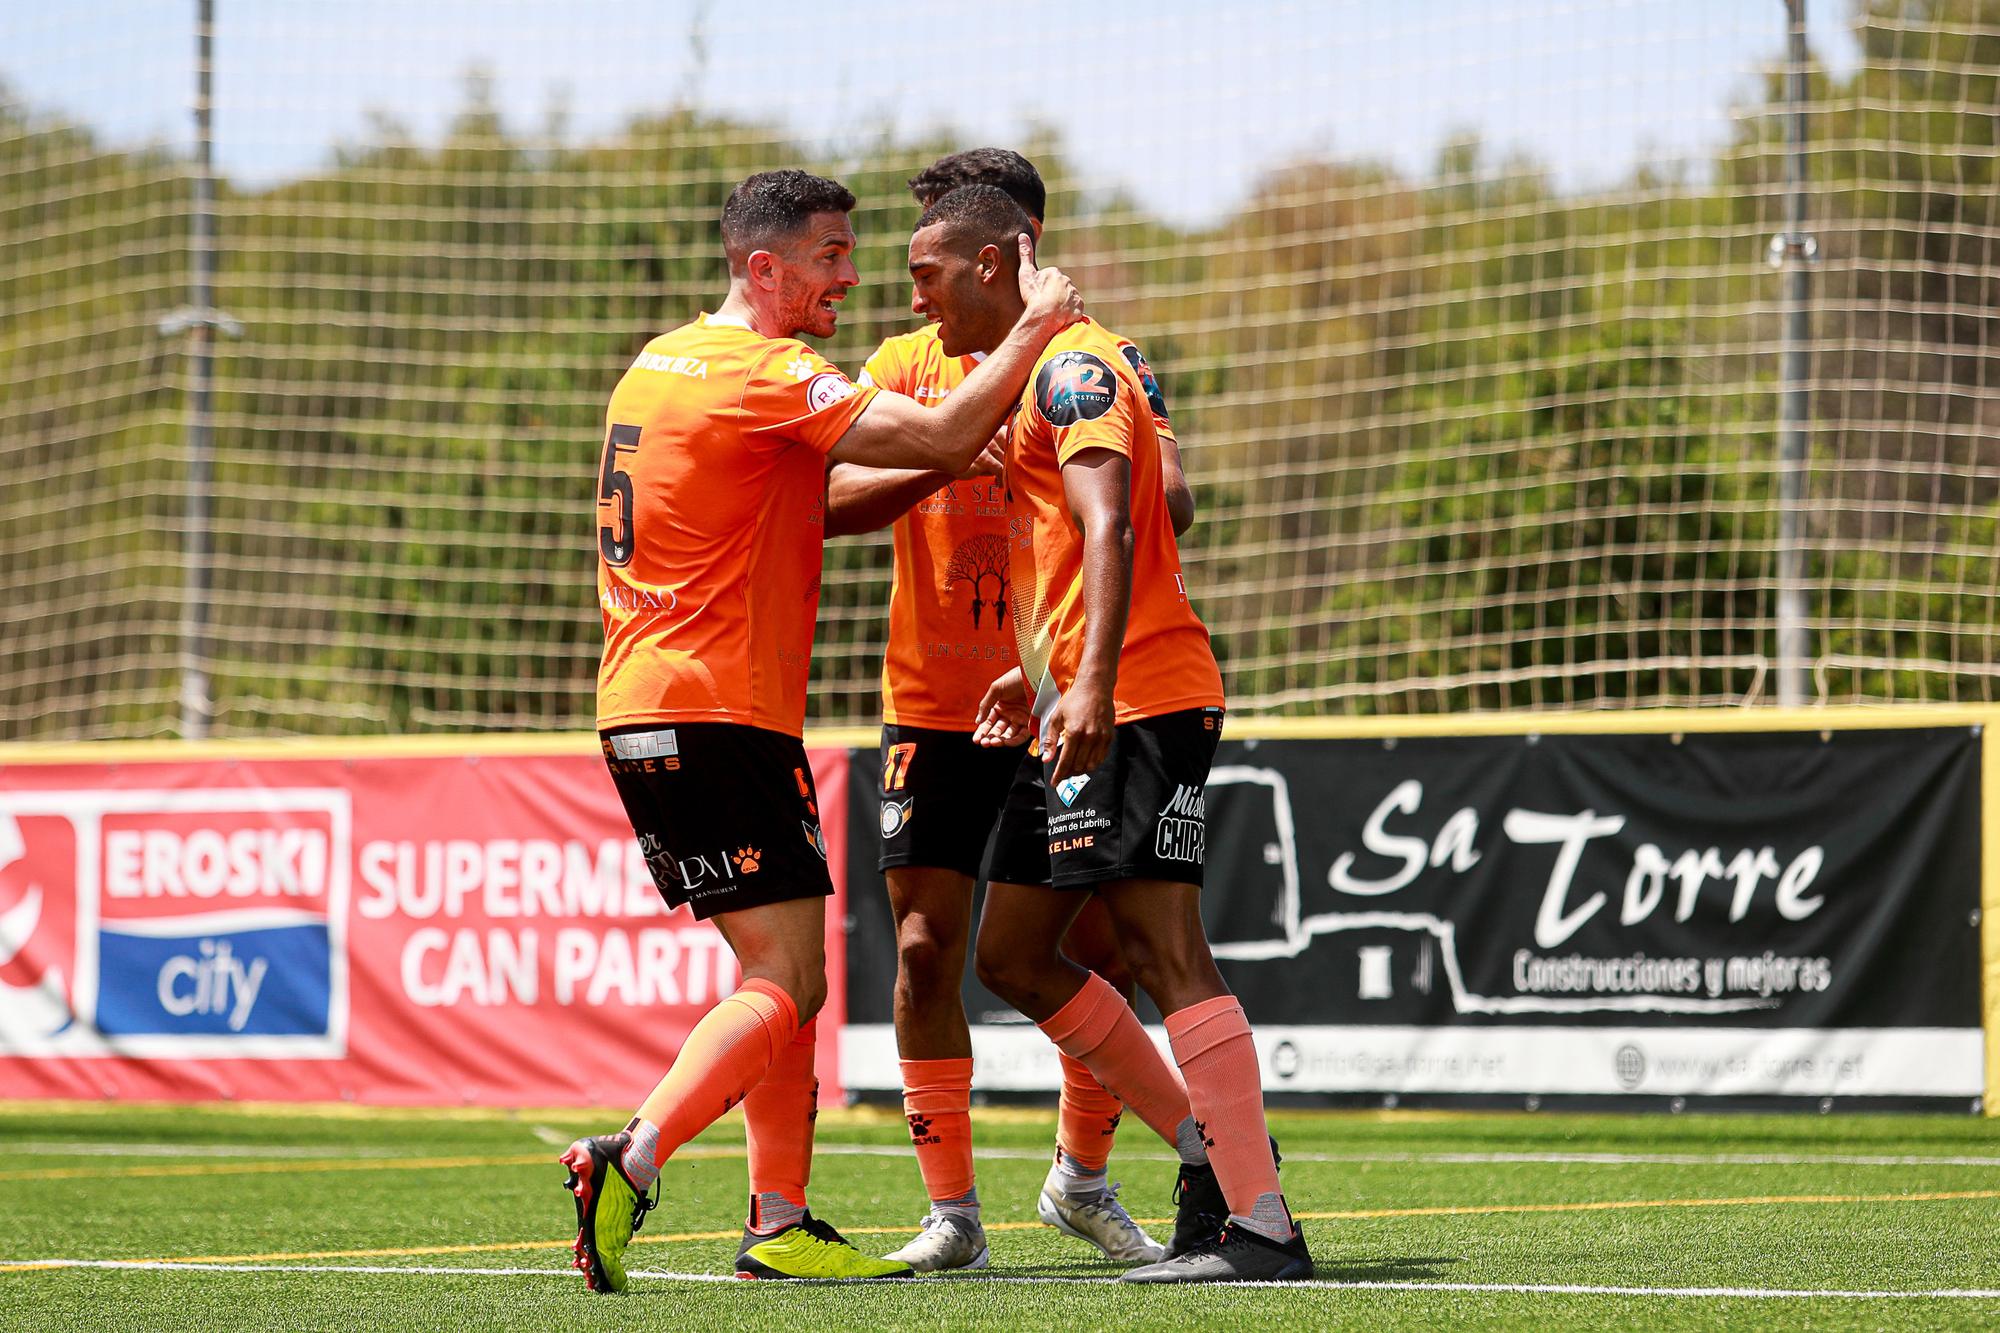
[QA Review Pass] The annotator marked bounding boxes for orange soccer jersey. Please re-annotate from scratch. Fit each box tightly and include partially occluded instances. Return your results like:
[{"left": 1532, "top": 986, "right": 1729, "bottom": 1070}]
[
  {"left": 1006, "top": 318, "right": 1223, "bottom": 723},
  {"left": 595, "top": 314, "right": 878, "bottom": 737},
  {"left": 864, "top": 323, "right": 1183, "bottom": 730}
]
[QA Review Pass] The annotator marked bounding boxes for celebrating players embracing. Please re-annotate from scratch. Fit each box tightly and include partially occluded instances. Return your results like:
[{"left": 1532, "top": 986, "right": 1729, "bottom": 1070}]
[
  {"left": 561, "top": 169, "right": 1082, "bottom": 1291},
  {"left": 904, "top": 183, "right": 1314, "bottom": 1283},
  {"left": 825, "top": 149, "right": 1193, "bottom": 1272}
]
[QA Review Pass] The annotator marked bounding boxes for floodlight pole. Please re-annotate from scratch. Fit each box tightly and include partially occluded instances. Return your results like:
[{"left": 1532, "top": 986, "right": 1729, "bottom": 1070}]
[
  {"left": 165, "top": 0, "right": 239, "bottom": 737},
  {"left": 1770, "top": 0, "right": 1817, "bottom": 707}
]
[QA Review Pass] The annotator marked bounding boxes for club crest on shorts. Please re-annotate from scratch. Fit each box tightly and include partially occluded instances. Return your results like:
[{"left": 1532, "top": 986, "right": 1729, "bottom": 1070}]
[
  {"left": 879, "top": 799, "right": 913, "bottom": 838},
  {"left": 1033, "top": 350, "right": 1117, "bottom": 426},
  {"left": 801, "top": 821, "right": 828, "bottom": 860},
  {"left": 1054, "top": 774, "right": 1091, "bottom": 807}
]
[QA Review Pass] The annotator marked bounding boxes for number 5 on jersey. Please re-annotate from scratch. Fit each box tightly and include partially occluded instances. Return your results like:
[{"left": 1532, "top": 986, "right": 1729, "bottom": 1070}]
[{"left": 598, "top": 422, "right": 642, "bottom": 566}]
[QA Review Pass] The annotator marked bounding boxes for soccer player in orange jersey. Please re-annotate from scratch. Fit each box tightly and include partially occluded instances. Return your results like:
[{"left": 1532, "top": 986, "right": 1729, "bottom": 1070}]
[
  {"left": 559, "top": 169, "right": 1084, "bottom": 1291},
  {"left": 904, "top": 184, "right": 1314, "bottom": 1283},
  {"left": 824, "top": 150, "right": 1188, "bottom": 1272}
]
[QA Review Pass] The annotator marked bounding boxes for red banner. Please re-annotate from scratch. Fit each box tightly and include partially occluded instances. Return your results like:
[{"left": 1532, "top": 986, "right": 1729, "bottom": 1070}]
[{"left": 0, "top": 744, "right": 850, "bottom": 1106}]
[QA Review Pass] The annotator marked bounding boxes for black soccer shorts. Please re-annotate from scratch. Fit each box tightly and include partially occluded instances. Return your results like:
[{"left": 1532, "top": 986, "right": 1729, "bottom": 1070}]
[
  {"left": 876, "top": 723, "right": 1024, "bottom": 878},
  {"left": 986, "top": 706, "right": 1223, "bottom": 890},
  {"left": 600, "top": 722, "right": 832, "bottom": 920}
]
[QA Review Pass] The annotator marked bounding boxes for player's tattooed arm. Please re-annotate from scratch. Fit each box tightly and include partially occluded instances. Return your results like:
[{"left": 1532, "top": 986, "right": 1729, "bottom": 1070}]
[
  {"left": 1045, "top": 447, "right": 1133, "bottom": 783},
  {"left": 1121, "top": 340, "right": 1194, "bottom": 535},
  {"left": 828, "top": 237, "right": 1080, "bottom": 473},
  {"left": 823, "top": 431, "right": 1005, "bottom": 537},
  {"left": 1160, "top": 434, "right": 1195, "bottom": 537}
]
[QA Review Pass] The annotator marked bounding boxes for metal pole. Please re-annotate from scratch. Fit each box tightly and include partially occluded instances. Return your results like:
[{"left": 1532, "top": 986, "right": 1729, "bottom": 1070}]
[
  {"left": 180, "top": 0, "right": 216, "bottom": 738},
  {"left": 1771, "top": 0, "right": 1816, "bottom": 707}
]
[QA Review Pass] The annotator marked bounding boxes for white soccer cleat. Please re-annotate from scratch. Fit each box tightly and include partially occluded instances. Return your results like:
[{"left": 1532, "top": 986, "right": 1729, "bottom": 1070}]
[
  {"left": 1037, "top": 1177, "right": 1167, "bottom": 1264},
  {"left": 881, "top": 1210, "right": 990, "bottom": 1273}
]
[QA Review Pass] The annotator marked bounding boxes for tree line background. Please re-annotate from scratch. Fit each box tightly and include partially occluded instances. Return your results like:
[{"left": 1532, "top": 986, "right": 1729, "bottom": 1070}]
[{"left": 3, "top": 0, "right": 1998, "bottom": 739}]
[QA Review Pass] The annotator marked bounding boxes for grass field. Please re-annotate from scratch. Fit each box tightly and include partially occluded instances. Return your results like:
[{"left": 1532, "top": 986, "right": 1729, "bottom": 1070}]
[{"left": 2, "top": 1101, "right": 1997, "bottom": 1330}]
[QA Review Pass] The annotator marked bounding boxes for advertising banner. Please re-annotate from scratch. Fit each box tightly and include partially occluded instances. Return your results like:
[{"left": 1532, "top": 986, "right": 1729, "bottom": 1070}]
[
  {"left": 842, "top": 727, "right": 1986, "bottom": 1102},
  {"left": 0, "top": 743, "right": 850, "bottom": 1106}
]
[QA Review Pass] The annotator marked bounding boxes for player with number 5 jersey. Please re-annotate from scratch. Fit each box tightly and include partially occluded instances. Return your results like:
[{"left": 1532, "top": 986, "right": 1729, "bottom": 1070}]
[{"left": 561, "top": 168, "right": 1084, "bottom": 1293}]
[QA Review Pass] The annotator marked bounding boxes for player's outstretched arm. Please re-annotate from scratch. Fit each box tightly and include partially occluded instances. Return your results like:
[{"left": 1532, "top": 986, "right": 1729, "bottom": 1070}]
[
  {"left": 1044, "top": 447, "right": 1133, "bottom": 783},
  {"left": 824, "top": 432, "right": 1004, "bottom": 538},
  {"left": 829, "top": 236, "right": 1079, "bottom": 473}
]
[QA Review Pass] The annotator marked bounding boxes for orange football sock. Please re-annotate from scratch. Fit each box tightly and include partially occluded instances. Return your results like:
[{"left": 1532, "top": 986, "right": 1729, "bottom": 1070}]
[
  {"left": 1054, "top": 1051, "right": 1123, "bottom": 1173},
  {"left": 900, "top": 1057, "right": 977, "bottom": 1206},
  {"left": 629, "top": 977, "right": 799, "bottom": 1175},
  {"left": 743, "top": 1016, "right": 818, "bottom": 1234},
  {"left": 1039, "top": 971, "right": 1191, "bottom": 1150},
  {"left": 1165, "top": 995, "right": 1291, "bottom": 1242}
]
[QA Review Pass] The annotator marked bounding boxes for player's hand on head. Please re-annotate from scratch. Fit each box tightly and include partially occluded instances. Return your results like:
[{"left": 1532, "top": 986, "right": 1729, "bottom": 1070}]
[
  {"left": 1016, "top": 233, "right": 1083, "bottom": 331},
  {"left": 1045, "top": 680, "right": 1113, "bottom": 781},
  {"left": 972, "top": 668, "right": 1032, "bottom": 747}
]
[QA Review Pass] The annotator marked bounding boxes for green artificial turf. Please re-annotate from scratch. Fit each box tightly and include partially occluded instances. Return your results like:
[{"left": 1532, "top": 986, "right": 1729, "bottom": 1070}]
[{"left": 2, "top": 1101, "right": 1997, "bottom": 1330}]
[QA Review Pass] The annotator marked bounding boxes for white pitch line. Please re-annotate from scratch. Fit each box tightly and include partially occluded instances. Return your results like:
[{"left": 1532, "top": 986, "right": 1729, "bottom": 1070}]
[
  {"left": 0, "top": 1143, "right": 414, "bottom": 1160},
  {"left": 8, "top": 1259, "right": 2000, "bottom": 1300},
  {"left": 816, "top": 1145, "right": 2000, "bottom": 1170}
]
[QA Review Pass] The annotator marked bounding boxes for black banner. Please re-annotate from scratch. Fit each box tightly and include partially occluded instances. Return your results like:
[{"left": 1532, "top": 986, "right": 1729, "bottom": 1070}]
[{"left": 843, "top": 727, "right": 1984, "bottom": 1099}]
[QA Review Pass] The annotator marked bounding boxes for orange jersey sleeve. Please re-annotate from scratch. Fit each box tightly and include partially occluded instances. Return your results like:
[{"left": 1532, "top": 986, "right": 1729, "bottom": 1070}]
[
  {"left": 860, "top": 327, "right": 1017, "bottom": 730},
  {"left": 1006, "top": 320, "right": 1222, "bottom": 724},
  {"left": 595, "top": 315, "right": 878, "bottom": 737}
]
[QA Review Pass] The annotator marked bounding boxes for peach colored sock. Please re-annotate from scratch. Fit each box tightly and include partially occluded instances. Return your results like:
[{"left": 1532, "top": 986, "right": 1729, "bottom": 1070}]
[
  {"left": 901, "top": 1057, "right": 977, "bottom": 1205},
  {"left": 1165, "top": 995, "right": 1291, "bottom": 1242},
  {"left": 1055, "top": 1052, "right": 1124, "bottom": 1172},
  {"left": 743, "top": 1016, "right": 818, "bottom": 1233},
  {"left": 1038, "top": 971, "right": 1192, "bottom": 1151},
  {"left": 628, "top": 977, "right": 798, "bottom": 1176}
]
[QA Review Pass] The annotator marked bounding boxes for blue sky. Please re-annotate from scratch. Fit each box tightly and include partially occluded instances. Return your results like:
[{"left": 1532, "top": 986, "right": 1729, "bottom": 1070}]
[{"left": 4, "top": 1, "right": 1860, "bottom": 226}]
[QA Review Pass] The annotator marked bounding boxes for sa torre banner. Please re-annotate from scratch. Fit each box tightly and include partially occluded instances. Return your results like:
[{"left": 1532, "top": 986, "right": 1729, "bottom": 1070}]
[{"left": 0, "top": 741, "right": 849, "bottom": 1107}]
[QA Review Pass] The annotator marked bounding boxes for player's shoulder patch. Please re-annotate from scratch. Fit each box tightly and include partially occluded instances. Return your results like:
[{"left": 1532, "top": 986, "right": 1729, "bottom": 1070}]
[
  {"left": 1118, "top": 341, "right": 1172, "bottom": 422},
  {"left": 1033, "top": 348, "right": 1119, "bottom": 427},
  {"left": 806, "top": 372, "right": 859, "bottom": 412}
]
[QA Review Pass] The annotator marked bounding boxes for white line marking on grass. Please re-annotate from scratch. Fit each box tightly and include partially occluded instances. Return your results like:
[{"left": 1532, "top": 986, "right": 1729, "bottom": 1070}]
[
  {"left": 0, "top": 1143, "right": 413, "bottom": 1160},
  {"left": 1278, "top": 1151, "right": 2000, "bottom": 1169},
  {"left": 8, "top": 1259, "right": 2000, "bottom": 1300},
  {"left": 820, "top": 1145, "right": 2000, "bottom": 1170}
]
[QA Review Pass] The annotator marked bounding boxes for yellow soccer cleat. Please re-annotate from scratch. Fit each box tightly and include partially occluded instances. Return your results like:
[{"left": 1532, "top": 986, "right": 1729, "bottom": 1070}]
[
  {"left": 559, "top": 1132, "right": 657, "bottom": 1294},
  {"left": 735, "top": 1212, "right": 914, "bottom": 1280}
]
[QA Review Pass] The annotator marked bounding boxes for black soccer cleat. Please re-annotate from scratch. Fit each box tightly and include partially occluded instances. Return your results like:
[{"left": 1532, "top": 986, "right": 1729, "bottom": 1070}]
[
  {"left": 1123, "top": 1221, "right": 1315, "bottom": 1284},
  {"left": 1167, "top": 1134, "right": 1281, "bottom": 1259}
]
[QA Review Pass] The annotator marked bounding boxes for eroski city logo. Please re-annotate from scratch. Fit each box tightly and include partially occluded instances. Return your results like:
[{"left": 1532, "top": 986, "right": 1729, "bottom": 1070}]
[{"left": 0, "top": 790, "right": 351, "bottom": 1057}]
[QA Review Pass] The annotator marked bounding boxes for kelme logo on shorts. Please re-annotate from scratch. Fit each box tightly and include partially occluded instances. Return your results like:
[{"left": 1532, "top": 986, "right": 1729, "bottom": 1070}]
[{"left": 1055, "top": 775, "right": 1091, "bottom": 807}]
